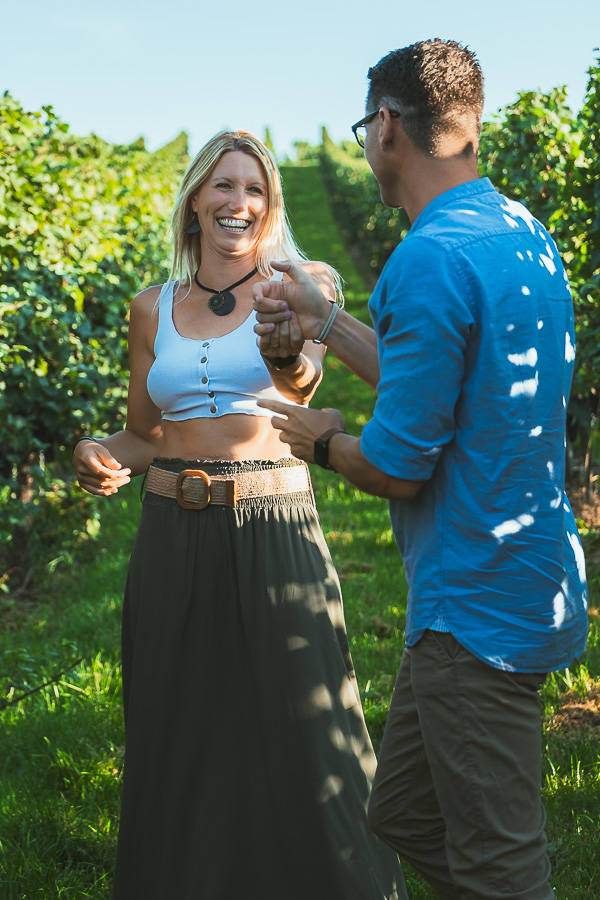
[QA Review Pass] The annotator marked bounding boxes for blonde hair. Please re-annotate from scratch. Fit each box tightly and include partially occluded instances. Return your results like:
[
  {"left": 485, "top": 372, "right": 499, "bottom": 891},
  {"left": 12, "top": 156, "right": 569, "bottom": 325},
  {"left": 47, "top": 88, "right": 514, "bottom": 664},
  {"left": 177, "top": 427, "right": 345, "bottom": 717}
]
[{"left": 170, "top": 130, "right": 310, "bottom": 286}]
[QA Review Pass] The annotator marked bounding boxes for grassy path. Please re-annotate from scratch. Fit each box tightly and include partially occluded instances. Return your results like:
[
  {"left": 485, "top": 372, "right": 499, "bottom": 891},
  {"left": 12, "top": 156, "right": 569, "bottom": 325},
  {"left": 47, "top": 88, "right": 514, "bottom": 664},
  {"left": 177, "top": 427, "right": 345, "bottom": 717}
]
[
  {"left": 0, "top": 164, "right": 599, "bottom": 898},
  {"left": 281, "top": 163, "right": 366, "bottom": 292}
]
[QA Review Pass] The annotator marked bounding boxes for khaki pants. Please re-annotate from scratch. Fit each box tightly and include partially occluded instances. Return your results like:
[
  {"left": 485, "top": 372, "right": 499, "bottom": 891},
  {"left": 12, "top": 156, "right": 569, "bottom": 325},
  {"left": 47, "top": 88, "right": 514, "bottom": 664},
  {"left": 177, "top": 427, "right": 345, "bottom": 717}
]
[{"left": 368, "top": 630, "right": 554, "bottom": 899}]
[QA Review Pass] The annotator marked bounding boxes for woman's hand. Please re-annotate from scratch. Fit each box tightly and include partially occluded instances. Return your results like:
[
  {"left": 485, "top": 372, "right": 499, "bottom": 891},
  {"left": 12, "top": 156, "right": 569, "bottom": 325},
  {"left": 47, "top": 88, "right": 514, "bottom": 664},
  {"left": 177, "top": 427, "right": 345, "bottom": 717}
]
[
  {"left": 252, "top": 260, "right": 334, "bottom": 343},
  {"left": 73, "top": 440, "right": 131, "bottom": 496},
  {"left": 257, "top": 311, "right": 304, "bottom": 360}
]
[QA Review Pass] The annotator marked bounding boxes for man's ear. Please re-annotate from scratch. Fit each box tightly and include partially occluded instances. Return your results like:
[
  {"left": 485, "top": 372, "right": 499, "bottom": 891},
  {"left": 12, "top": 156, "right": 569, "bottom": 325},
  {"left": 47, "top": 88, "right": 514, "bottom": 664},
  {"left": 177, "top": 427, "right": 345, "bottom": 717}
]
[{"left": 379, "top": 107, "right": 398, "bottom": 151}]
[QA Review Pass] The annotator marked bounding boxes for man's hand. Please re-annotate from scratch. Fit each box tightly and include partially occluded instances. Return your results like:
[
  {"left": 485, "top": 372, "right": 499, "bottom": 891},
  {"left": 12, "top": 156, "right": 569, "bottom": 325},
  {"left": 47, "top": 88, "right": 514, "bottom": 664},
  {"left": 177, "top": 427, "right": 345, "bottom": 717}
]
[
  {"left": 257, "top": 398, "right": 346, "bottom": 463},
  {"left": 252, "top": 260, "right": 332, "bottom": 344},
  {"left": 259, "top": 398, "right": 423, "bottom": 500}
]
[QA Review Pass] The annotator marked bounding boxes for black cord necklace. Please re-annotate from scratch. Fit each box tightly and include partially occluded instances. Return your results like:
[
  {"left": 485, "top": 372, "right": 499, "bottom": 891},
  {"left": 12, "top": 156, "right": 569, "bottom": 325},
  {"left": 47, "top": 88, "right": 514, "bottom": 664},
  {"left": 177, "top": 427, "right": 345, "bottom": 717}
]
[{"left": 194, "top": 266, "right": 258, "bottom": 316}]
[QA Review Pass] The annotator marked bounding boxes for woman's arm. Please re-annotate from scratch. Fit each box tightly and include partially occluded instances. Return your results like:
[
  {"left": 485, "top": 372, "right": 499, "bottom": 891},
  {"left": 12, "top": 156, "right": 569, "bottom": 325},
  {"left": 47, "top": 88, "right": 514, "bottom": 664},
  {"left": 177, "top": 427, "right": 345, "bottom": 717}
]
[
  {"left": 73, "top": 288, "right": 164, "bottom": 496},
  {"left": 262, "top": 337, "right": 325, "bottom": 404}
]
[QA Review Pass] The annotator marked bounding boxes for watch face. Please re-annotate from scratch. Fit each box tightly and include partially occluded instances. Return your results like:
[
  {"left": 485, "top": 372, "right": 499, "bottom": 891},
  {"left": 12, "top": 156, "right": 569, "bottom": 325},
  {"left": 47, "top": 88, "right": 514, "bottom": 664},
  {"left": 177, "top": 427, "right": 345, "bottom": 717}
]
[
  {"left": 314, "top": 436, "right": 330, "bottom": 469},
  {"left": 314, "top": 428, "right": 342, "bottom": 470}
]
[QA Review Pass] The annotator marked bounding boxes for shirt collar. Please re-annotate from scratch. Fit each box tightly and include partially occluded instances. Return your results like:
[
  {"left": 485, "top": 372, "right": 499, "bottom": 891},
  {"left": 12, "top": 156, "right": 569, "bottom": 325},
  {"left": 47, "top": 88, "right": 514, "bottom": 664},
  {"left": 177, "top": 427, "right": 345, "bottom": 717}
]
[{"left": 411, "top": 177, "right": 495, "bottom": 231}]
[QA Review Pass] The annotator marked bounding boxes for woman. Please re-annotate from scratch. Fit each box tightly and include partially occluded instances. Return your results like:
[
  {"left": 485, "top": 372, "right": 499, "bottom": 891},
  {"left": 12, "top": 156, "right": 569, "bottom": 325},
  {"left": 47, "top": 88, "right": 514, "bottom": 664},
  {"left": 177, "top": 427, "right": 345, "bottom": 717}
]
[{"left": 73, "top": 131, "right": 405, "bottom": 900}]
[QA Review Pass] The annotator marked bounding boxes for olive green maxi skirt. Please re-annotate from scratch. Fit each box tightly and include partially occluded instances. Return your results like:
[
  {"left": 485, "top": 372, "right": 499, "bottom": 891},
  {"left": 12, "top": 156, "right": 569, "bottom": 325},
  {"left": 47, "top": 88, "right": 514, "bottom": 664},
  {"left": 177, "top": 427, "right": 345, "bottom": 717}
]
[{"left": 112, "top": 458, "right": 406, "bottom": 900}]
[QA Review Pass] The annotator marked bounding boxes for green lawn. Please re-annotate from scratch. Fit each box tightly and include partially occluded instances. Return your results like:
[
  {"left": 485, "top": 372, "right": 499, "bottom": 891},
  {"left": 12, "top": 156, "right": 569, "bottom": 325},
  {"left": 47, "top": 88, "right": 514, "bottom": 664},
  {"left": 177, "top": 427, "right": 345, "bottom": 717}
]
[{"left": 0, "top": 164, "right": 598, "bottom": 898}]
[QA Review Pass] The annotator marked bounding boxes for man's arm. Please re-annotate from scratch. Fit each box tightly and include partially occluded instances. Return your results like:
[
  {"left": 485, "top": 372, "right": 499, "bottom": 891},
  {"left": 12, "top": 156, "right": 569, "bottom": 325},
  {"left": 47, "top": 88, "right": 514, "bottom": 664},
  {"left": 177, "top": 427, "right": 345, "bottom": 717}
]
[
  {"left": 253, "top": 260, "right": 380, "bottom": 389},
  {"left": 257, "top": 399, "right": 423, "bottom": 501},
  {"left": 323, "top": 307, "right": 380, "bottom": 389},
  {"left": 325, "top": 431, "right": 422, "bottom": 500}
]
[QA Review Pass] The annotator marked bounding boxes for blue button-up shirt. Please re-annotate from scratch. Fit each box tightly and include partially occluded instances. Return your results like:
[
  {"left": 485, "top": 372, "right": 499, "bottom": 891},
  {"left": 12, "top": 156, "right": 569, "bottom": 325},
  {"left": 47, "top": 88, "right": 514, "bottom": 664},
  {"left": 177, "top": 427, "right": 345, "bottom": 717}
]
[{"left": 361, "top": 178, "right": 588, "bottom": 673}]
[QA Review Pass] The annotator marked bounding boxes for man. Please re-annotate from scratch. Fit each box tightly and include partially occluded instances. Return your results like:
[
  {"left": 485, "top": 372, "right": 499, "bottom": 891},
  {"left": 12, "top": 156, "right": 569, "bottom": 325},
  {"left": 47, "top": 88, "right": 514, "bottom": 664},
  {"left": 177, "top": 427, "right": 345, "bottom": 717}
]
[{"left": 253, "top": 39, "right": 588, "bottom": 899}]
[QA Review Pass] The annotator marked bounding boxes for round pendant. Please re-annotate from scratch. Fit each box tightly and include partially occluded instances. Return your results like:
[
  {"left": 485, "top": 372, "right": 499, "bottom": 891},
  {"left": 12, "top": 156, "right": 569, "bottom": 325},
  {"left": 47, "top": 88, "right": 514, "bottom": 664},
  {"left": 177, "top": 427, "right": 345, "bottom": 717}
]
[{"left": 208, "top": 291, "right": 236, "bottom": 316}]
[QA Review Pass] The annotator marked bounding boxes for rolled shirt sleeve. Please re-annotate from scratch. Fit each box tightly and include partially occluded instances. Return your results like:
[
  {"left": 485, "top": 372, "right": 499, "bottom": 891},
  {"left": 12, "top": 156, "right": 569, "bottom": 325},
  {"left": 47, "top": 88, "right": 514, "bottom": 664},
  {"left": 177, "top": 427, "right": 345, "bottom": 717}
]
[{"left": 361, "top": 236, "right": 475, "bottom": 481}]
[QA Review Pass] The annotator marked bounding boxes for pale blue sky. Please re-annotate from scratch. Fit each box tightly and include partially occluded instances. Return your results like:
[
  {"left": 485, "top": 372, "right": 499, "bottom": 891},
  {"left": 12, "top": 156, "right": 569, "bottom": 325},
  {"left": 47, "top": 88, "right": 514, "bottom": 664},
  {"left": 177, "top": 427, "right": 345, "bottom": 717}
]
[{"left": 3, "top": 0, "right": 599, "bottom": 157}]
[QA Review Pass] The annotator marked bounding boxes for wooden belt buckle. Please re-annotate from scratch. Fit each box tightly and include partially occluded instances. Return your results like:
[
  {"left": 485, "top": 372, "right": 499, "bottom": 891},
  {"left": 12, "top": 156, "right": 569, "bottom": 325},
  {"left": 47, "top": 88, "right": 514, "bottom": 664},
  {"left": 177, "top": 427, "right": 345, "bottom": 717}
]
[
  {"left": 175, "top": 469, "right": 211, "bottom": 509},
  {"left": 210, "top": 475, "right": 238, "bottom": 506}
]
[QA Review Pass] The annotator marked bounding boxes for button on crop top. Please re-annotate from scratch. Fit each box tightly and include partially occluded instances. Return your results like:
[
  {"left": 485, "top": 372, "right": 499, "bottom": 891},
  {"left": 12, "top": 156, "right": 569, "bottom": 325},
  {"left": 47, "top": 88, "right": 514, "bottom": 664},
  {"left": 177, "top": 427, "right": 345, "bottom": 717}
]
[{"left": 146, "top": 279, "right": 299, "bottom": 420}]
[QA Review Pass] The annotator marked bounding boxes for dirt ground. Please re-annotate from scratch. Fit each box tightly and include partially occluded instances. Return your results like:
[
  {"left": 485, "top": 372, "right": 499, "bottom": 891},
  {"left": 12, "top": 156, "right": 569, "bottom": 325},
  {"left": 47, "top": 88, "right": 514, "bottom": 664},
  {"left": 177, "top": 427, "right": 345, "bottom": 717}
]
[
  {"left": 549, "top": 684, "right": 600, "bottom": 737},
  {"left": 548, "top": 483, "right": 600, "bottom": 737},
  {"left": 568, "top": 483, "right": 600, "bottom": 530}
]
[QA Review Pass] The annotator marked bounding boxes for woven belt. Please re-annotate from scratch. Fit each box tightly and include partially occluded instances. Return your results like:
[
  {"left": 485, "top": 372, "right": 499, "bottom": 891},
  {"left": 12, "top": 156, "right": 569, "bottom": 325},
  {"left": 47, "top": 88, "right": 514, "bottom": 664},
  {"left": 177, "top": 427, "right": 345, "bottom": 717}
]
[{"left": 145, "top": 464, "right": 310, "bottom": 509}]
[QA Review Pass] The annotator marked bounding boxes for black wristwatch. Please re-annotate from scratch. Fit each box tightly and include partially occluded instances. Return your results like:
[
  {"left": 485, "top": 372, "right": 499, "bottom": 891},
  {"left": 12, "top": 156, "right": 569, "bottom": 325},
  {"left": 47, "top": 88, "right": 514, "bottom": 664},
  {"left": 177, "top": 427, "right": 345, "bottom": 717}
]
[
  {"left": 261, "top": 354, "right": 299, "bottom": 370},
  {"left": 313, "top": 428, "right": 346, "bottom": 471}
]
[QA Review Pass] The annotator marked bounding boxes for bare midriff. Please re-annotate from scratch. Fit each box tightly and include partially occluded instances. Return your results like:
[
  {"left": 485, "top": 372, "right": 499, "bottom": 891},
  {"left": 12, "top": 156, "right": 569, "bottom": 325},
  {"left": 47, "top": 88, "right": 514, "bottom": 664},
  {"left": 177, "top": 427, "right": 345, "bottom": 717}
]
[{"left": 159, "top": 414, "right": 291, "bottom": 462}]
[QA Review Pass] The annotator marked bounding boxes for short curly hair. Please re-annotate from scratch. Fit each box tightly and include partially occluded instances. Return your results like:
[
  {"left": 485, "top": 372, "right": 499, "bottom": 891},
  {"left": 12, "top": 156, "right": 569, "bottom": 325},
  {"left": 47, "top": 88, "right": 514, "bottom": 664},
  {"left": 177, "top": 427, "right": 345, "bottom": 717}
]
[{"left": 367, "top": 39, "right": 484, "bottom": 155}]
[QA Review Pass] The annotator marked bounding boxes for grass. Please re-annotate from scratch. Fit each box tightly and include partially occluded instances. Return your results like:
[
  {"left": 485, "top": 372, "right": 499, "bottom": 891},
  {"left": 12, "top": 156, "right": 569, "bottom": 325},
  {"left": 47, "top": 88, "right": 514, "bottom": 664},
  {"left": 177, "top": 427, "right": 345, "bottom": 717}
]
[
  {"left": 280, "top": 163, "right": 366, "bottom": 291},
  {"left": 0, "top": 493, "right": 133, "bottom": 899},
  {"left": 1, "top": 164, "right": 599, "bottom": 898}
]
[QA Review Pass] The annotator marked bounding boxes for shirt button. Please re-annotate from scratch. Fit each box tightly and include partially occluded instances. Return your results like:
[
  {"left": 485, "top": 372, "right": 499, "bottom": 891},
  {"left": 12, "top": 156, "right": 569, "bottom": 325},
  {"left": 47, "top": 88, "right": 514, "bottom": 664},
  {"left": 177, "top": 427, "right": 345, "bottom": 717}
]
[
  {"left": 201, "top": 356, "right": 207, "bottom": 363},
  {"left": 202, "top": 377, "right": 208, "bottom": 384},
  {"left": 208, "top": 391, "right": 215, "bottom": 398},
  {"left": 210, "top": 405, "right": 217, "bottom": 414},
  {"left": 202, "top": 342, "right": 209, "bottom": 347}
]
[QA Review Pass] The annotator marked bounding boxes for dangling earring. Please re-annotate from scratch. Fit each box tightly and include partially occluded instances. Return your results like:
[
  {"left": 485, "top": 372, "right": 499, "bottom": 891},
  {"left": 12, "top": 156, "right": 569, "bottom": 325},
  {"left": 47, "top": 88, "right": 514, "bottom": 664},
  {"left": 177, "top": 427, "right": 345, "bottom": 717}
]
[{"left": 185, "top": 213, "right": 201, "bottom": 234}]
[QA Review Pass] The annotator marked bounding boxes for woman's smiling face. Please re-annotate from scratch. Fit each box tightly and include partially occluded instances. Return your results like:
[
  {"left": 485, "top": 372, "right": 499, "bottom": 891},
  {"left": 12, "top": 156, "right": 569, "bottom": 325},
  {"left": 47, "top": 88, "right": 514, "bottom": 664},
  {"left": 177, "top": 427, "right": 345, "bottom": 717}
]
[{"left": 192, "top": 151, "right": 268, "bottom": 257}]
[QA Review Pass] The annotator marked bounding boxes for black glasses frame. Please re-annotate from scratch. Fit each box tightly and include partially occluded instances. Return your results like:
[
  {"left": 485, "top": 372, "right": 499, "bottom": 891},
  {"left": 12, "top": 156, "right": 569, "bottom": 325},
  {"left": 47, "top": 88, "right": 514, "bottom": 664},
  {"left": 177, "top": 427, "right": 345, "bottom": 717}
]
[{"left": 351, "top": 109, "right": 400, "bottom": 148}]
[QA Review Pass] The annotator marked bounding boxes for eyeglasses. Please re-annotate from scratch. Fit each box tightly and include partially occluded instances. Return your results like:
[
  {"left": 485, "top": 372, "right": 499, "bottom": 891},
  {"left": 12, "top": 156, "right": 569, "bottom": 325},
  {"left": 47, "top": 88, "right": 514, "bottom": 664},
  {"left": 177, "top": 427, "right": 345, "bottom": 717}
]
[{"left": 351, "top": 108, "right": 400, "bottom": 148}]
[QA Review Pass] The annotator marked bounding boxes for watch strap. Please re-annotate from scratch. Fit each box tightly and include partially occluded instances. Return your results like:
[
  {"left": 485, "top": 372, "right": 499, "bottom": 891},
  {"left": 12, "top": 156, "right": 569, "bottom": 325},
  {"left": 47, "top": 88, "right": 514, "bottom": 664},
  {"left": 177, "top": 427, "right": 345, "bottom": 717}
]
[
  {"left": 261, "top": 353, "right": 299, "bottom": 370},
  {"left": 313, "top": 427, "right": 346, "bottom": 471}
]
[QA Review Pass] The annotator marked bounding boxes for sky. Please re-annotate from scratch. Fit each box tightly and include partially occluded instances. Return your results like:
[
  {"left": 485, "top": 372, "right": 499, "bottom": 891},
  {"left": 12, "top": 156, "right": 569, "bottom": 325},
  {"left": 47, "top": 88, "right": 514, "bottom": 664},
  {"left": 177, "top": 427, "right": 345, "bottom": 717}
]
[{"left": 3, "top": 0, "right": 599, "bottom": 158}]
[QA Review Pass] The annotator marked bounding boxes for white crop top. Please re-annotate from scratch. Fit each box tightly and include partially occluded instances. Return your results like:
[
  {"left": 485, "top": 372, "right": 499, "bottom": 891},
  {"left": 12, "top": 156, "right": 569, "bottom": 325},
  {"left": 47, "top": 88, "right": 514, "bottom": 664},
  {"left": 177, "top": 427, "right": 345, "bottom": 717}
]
[{"left": 146, "top": 278, "right": 298, "bottom": 421}]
